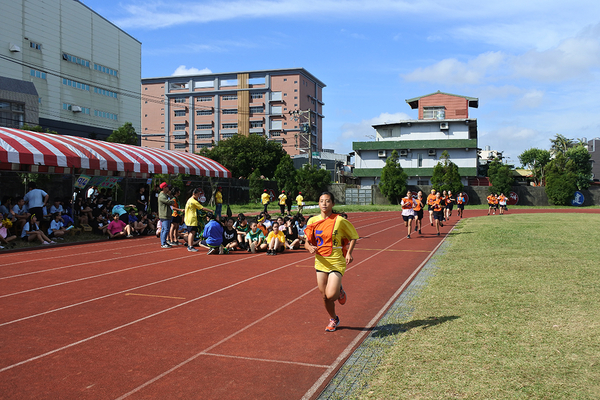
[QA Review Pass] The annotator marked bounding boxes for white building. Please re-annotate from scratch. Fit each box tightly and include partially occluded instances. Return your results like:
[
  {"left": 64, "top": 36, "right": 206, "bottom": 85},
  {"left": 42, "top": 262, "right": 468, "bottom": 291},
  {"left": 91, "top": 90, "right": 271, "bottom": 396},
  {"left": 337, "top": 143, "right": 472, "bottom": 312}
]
[
  {"left": 0, "top": 0, "right": 141, "bottom": 139},
  {"left": 353, "top": 91, "right": 479, "bottom": 187}
]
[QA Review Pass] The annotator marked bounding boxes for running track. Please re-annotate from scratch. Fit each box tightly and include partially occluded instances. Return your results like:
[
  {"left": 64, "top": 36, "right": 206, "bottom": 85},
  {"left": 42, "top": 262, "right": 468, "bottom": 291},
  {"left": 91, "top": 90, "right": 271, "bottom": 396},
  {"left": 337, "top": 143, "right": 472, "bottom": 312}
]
[{"left": 0, "top": 209, "right": 595, "bottom": 399}]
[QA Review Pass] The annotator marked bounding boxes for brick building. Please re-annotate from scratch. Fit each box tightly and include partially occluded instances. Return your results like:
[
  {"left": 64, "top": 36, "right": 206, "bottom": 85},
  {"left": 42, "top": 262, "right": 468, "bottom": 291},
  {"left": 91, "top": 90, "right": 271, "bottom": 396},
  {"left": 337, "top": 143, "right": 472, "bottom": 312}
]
[{"left": 141, "top": 68, "right": 325, "bottom": 156}]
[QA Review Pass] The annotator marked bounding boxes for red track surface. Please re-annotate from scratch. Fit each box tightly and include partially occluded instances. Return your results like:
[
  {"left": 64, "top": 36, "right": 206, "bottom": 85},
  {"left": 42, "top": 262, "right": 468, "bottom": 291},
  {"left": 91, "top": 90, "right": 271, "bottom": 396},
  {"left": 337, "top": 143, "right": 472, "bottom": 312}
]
[{"left": 0, "top": 209, "right": 595, "bottom": 399}]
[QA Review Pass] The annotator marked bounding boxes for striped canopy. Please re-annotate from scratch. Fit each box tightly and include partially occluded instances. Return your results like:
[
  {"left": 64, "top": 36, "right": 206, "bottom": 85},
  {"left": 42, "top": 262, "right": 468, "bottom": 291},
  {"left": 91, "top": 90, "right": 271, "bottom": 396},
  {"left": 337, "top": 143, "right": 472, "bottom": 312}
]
[{"left": 0, "top": 127, "right": 230, "bottom": 178}]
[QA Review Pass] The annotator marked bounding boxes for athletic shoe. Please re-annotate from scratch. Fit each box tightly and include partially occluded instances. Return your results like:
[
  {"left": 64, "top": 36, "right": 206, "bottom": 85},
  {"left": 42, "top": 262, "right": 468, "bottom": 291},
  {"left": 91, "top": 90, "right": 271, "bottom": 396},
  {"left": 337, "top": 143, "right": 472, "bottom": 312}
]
[
  {"left": 415, "top": 226, "right": 418, "bottom": 232},
  {"left": 430, "top": 223, "right": 433, "bottom": 226},
  {"left": 161, "top": 244, "right": 172, "bottom": 249},
  {"left": 437, "top": 232, "right": 440, "bottom": 236},
  {"left": 126, "top": 234, "right": 134, "bottom": 238},
  {"left": 188, "top": 246, "right": 199, "bottom": 252},
  {"left": 338, "top": 287, "right": 347, "bottom": 305},
  {"left": 207, "top": 247, "right": 218, "bottom": 255},
  {"left": 407, "top": 234, "right": 410, "bottom": 239},
  {"left": 219, "top": 246, "right": 224, "bottom": 255},
  {"left": 250, "top": 242, "right": 256, "bottom": 253},
  {"left": 325, "top": 316, "right": 340, "bottom": 332},
  {"left": 418, "top": 230, "right": 421, "bottom": 234}
]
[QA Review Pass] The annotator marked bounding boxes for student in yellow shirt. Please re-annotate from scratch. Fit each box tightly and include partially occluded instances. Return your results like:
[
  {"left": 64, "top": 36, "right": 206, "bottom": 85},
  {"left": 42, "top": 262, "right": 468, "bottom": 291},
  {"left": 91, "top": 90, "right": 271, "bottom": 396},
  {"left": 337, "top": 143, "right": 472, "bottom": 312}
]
[
  {"left": 214, "top": 187, "right": 223, "bottom": 221},
  {"left": 261, "top": 190, "right": 270, "bottom": 213},
  {"left": 266, "top": 221, "right": 286, "bottom": 255},
  {"left": 304, "top": 192, "right": 359, "bottom": 332},
  {"left": 184, "top": 188, "right": 213, "bottom": 252},
  {"left": 278, "top": 191, "right": 287, "bottom": 216},
  {"left": 296, "top": 192, "right": 304, "bottom": 214}
]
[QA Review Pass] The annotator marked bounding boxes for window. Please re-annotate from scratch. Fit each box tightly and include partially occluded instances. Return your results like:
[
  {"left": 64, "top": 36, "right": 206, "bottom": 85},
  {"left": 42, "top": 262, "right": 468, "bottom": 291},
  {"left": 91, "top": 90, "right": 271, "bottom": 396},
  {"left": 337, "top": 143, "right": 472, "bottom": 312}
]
[
  {"left": 250, "top": 121, "right": 264, "bottom": 128},
  {"left": 221, "top": 133, "right": 236, "bottom": 139},
  {"left": 271, "top": 120, "right": 283, "bottom": 130},
  {"left": 417, "top": 179, "right": 429, "bottom": 185},
  {"left": 196, "top": 133, "right": 213, "bottom": 139},
  {"left": 196, "top": 110, "right": 212, "bottom": 116},
  {"left": 173, "top": 143, "right": 187, "bottom": 149},
  {"left": 94, "top": 87, "right": 118, "bottom": 98},
  {"left": 271, "top": 92, "right": 282, "bottom": 101},
  {"left": 222, "top": 123, "right": 238, "bottom": 129},
  {"left": 250, "top": 106, "right": 264, "bottom": 114},
  {"left": 423, "top": 106, "right": 445, "bottom": 120},
  {"left": 174, "top": 110, "right": 186, "bottom": 117},
  {"left": 29, "top": 41, "right": 42, "bottom": 50},
  {"left": 222, "top": 109, "right": 238, "bottom": 115},
  {"left": 173, "top": 123, "right": 187, "bottom": 130},
  {"left": 270, "top": 131, "right": 281, "bottom": 137},
  {"left": 194, "top": 81, "right": 213, "bottom": 89},
  {"left": 196, "top": 143, "right": 212, "bottom": 149},
  {"left": 173, "top": 98, "right": 186, "bottom": 103},
  {"left": 94, "top": 63, "right": 118, "bottom": 77},
  {"left": 94, "top": 110, "right": 118, "bottom": 120},
  {"left": 0, "top": 101, "right": 25, "bottom": 128},
  {"left": 222, "top": 95, "right": 237, "bottom": 101},
  {"left": 418, "top": 153, "right": 423, "bottom": 167},
  {"left": 196, "top": 124, "right": 212, "bottom": 130},
  {"left": 63, "top": 53, "right": 90, "bottom": 68},
  {"left": 196, "top": 96, "right": 212, "bottom": 102},
  {"left": 220, "top": 79, "right": 237, "bottom": 87},
  {"left": 251, "top": 93, "right": 264, "bottom": 99},
  {"left": 30, "top": 69, "right": 46, "bottom": 79},
  {"left": 63, "top": 78, "right": 90, "bottom": 91},
  {"left": 271, "top": 106, "right": 282, "bottom": 114},
  {"left": 170, "top": 82, "right": 189, "bottom": 90}
]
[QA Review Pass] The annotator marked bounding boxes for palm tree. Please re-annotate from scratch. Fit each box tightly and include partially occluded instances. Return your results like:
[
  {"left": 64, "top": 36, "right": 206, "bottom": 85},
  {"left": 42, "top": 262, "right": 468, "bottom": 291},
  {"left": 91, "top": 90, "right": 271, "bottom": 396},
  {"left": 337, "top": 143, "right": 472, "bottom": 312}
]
[{"left": 549, "top": 134, "right": 574, "bottom": 156}]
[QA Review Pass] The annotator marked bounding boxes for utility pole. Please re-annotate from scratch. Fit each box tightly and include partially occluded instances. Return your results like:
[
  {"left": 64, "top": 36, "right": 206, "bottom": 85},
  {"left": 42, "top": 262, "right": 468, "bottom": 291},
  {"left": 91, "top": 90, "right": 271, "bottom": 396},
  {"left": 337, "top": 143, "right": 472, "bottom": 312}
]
[{"left": 289, "top": 109, "right": 313, "bottom": 167}]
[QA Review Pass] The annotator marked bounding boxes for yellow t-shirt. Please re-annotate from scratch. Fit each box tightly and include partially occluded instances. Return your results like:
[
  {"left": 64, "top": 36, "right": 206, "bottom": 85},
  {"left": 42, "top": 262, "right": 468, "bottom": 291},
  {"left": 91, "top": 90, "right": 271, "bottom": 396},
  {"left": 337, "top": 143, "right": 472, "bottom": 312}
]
[
  {"left": 307, "top": 214, "right": 359, "bottom": 275},
  {"left": 261, "top": 192, "right": 270, "bottom": 205},
  {"left": 296, "top": 195, "right": 303, "bottom": 205},
  {"left": 215, "top": 191, "right": 223, "bottom": 204},
  {"left": 278, "top": 193, "right": 287, "bottom": 205},
  {"left": 266, "top": 230, "right": 285, "bottom": 243},
  {"left": 184, "top": 197, "right": 203, "bottom": 227}
]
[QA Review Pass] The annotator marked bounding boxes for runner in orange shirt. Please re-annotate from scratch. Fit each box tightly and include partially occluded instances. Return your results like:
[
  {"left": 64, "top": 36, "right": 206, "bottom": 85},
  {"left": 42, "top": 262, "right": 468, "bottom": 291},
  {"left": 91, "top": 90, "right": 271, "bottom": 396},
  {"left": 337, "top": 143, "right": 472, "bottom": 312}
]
[
  {"left": 414, "top": 191, "right": 425, "bottom": 235},
  {"left": 456, "top": 192, "right": 466, "bottom": 218},
  {"left": 445, "top": 190, "right": 455, "bottom": 221},
  {"left": 432, "top": 192, "right": 444, "bottom": 236},
  {"left": 498, "top": 193, "right": 507, "bottom": 215},
  {"left": 487, "top": 193, "right": 496, "bottom": 215},
  {"left": 426, "top": 189, "right": 437, "bottom": 226}
]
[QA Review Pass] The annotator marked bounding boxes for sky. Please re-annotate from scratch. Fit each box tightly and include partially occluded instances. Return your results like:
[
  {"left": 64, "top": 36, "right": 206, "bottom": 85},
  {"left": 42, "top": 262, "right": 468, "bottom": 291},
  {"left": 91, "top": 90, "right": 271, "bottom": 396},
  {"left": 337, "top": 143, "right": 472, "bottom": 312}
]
[{"left": 82, "top": 0, "right": 600, "bottom": 166}]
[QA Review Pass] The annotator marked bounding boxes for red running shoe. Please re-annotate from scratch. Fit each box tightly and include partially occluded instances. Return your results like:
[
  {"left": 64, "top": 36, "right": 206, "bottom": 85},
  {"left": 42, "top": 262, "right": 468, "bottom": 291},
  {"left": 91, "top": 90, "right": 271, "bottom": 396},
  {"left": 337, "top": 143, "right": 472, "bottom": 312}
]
[
  {"left": 338, "top": 287, "right": 347, "bottom": 305},
  {"left": 325, "top": 316, "right": 340, "bottom": 332}
]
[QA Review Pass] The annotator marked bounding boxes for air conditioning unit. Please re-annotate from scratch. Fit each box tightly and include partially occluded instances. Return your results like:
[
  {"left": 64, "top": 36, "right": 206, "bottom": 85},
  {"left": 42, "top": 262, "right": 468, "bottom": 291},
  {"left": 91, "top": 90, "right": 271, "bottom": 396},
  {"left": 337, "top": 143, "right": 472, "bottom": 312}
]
[
  {"left": 399, "top": 149, "right": 408, "bottom": 156},
  {"left": 71, "top": 106, "right": 82, "bottom": 113},
  {"left": 440, "top": 122, "right": 449, "bottom": 130},
  {"left": 378, "top": 150, "right": 387, "bottom": 157},
  {"left": 428, "top": 149, "right": 437, "bottom": 156}
]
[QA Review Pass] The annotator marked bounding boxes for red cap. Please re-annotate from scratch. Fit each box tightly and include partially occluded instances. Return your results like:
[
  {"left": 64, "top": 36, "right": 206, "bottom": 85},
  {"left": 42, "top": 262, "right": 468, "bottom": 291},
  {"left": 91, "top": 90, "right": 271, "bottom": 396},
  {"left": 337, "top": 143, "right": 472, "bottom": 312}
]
[{"left": 160, "top": 182, "right": 168, "bottom": 189}]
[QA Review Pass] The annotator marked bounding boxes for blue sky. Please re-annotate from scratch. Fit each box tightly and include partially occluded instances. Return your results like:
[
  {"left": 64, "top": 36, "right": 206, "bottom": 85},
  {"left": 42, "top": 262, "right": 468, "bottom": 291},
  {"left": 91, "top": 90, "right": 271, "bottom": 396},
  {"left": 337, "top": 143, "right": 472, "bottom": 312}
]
[{"left": 83, "top": 0, "right": 600, "bottom": 166}]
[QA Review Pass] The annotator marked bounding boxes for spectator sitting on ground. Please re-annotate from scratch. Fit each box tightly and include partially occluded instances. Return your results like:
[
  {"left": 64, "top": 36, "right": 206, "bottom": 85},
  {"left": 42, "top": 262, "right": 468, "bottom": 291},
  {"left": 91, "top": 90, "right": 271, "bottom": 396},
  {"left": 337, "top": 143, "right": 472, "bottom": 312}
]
[
  {"left": 201, "top": 212, "right": 223, "bottom": 255},
  {"left": 266, "top": 221, "right": 286, "bottom": 255},
  {"left": 222, "top": 217, "right": 240, "bottom": 252},
  {"left": 0, "top": 196, "right": 13, "bottom": 217},
  {"left": 12, "top": 197, "right": 30, "bottom": 235},
  {"left": 107, "top": 213, "right": 133, "bottom": 239},
  {"left": 296, "top": 216, "right": 307, "bottom": 244},
  {"left": 234, "top": 213, "right": 250, "bottom": 250},
  {"left": 48, "top": 212, "right": 68, "bottom": 239},
  {"left": 257, "top": 215, "right": 269, "bottom": 237},
  {"left": 22, "top": 214, "right": 54, "bottom": 245},
  {"left": 246, "top": 220, "right": 267, "bottom": 253},
  {"left": 49, "top": 198, "right": 64, "bottom": 215},
  {"left": 284, "top": 216, "right": 301, "bottom": 250},
  {"left": 0, "top": 212, "right": 17, "bottom": 248},
  {"left": 134, "top": 211, "right": 150, "bottom": 235}
]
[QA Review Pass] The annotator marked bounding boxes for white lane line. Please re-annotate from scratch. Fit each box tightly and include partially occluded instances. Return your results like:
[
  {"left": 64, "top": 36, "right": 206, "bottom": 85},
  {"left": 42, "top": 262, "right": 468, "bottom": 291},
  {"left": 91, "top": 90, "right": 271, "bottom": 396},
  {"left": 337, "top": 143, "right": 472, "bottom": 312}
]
[
  {"left": 0, "top": 256, "right": 313, "bottom": 374},
  {"left": 202, "top": 353, "right": 330, "bottom": 369},
  {"left": 114, "top": 233, "right": 412, "bottom": 399}
]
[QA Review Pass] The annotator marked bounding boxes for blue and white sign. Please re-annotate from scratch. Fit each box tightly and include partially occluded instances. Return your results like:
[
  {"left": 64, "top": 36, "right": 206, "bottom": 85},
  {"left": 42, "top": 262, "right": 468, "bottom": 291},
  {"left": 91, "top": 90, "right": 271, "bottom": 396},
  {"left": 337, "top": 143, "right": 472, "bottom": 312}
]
[{"left": 571, "top": 191, "right": 585, "bottom": 206}]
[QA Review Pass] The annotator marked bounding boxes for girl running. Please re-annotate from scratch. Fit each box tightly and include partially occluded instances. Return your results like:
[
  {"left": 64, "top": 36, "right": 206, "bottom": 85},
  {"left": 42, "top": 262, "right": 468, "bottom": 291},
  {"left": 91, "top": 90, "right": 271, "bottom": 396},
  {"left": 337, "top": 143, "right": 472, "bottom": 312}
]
[
  {"left": 304, "top": 192, "right": 359, "bottom": 332},
  {"left": 414, "top": 191, "right": 425, "bottom": 234},
  {"left": 432, "top": 192, "right": 444, "bottom": 236},
  {"left": 426, "top": 189, "right": 436, "bottom": 226},
  {"left": 456, "top": 192, "right": 465, "bottom": 218},
  {"left": 400, "top": 190, "right": 415, "bottom": 239}
]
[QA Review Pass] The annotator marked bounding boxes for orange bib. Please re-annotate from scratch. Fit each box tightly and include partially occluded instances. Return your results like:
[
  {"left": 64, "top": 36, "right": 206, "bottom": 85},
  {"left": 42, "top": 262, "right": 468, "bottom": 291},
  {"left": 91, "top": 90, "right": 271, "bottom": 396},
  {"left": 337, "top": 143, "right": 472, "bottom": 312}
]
[{"left": 305, "top": 214, "right": 342, "bottom": 257}]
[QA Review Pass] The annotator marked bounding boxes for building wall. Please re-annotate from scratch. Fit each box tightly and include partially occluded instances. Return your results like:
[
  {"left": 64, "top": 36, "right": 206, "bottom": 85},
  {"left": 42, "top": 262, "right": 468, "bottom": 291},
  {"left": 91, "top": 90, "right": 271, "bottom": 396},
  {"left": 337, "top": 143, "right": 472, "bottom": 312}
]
[
  {"left": 0, "top": 0, "right": 141, "bottom": 139},
  {"left": 418, "top": 93, "right": 469, "bottom": 120},
  {"left": 141, "top": 69, "right": 325, "bottom": 155},
  {"left": 588, "top": 138, "right": 600, "bottom": 180}
]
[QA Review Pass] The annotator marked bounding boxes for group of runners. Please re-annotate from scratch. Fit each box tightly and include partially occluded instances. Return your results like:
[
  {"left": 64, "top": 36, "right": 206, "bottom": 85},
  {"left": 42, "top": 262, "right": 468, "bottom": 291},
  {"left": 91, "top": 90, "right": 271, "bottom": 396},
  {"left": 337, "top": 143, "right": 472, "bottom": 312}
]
[
  {"left": 486, "top": 193, "right": 508, "bottom": 215},
  {"left": 399, "top": 189, "right": 466, "bottom": 237}
]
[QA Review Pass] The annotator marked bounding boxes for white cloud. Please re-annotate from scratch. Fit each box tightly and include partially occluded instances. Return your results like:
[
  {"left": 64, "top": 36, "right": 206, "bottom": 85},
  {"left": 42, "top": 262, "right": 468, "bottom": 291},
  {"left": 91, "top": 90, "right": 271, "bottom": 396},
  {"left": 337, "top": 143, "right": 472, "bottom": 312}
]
[
  {"left": 402, "top": 52, "right": 505, "bottom": 85},
  {"left": 172, "top": 65, "right": 212, "bottom": 76}
]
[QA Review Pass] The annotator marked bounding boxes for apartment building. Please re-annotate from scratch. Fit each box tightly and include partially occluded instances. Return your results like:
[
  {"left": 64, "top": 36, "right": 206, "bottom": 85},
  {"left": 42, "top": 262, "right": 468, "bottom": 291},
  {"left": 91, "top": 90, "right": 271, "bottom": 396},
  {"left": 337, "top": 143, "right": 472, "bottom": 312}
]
[
  {"left": 140, "top": 68, "right": 325, "bottom": 155},
  {"left": 0, "top": 0, "right": 141, "bottom": 139},
  {"left": 353, "top": 91, "right": 479, "bottom": 186}
]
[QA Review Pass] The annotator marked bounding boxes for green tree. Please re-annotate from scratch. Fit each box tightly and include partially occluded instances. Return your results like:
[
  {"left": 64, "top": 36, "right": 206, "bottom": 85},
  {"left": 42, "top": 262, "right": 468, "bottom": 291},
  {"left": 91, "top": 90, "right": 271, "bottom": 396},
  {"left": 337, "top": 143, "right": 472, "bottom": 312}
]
[
  {"left": 198, "top": 134, "right": 286, "bottom": 179},
  {"left": 248, "top": 168, "right": 263, "bottom": 203},
  {"left": 20, "top": 123, "right": 58, "bottom": 134},
  {"left": 107, "top": 122, "right": 138, "bottom": 145},
  {"left": 565, "top": 145, "right": 592, "bottom": 190},
  {"left": 549, "top": 133, "right": 574, "bottom": 156},
  {"left": 487, "top": 158, "right": 514, "bottom": 194},
  {"left": 295, "top": 164, "right": 331, "bottom": 201},
  {"left": 431, "top": 151, "right": 464, "bottom": 194},
  {"left": 518, "top": 148, "right": 551, "bottom": 186},
  {"left": 545, "top": 153, "right": 578, "bottom": 205},
  {"left": 274, "top": 154, "right": 297, "bottom": 194},
  {"left": 379, "top": 150, "right": 408, "bottom": 205}
]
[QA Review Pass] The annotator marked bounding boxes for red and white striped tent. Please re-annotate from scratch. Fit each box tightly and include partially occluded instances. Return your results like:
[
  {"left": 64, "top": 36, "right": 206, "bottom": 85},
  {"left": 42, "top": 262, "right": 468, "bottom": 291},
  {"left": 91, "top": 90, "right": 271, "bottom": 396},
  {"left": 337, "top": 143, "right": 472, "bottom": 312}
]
[{"left": 0, "top": 127, "right": 230, "bottom": 178}]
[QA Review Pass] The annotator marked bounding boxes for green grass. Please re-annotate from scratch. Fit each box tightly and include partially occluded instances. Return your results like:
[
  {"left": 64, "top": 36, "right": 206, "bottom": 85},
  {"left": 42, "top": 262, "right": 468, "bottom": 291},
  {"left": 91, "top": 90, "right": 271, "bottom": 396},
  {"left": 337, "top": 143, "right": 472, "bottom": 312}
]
[{"left": 355, "top": 213, "right": 600, "bottom": 399}]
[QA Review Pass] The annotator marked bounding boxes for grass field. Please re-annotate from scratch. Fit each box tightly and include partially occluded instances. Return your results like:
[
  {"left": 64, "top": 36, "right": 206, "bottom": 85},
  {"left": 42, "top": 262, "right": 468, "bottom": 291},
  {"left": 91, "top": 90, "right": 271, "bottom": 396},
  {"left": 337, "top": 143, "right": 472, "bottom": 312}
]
[{"left": 355, "top": 213, "right": 600, "bottom": 399}]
